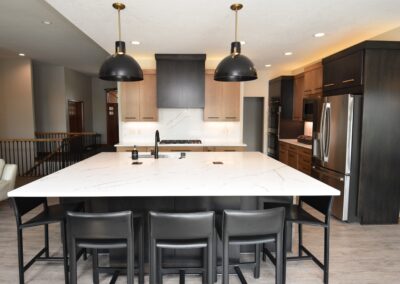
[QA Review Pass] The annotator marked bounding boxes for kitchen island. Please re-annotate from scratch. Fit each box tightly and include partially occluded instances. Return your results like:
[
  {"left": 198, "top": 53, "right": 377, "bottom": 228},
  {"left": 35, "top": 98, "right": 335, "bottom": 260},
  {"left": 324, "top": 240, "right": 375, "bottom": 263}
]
[{"left": 8, "top": 152, "right": 339, "bottom": 271}]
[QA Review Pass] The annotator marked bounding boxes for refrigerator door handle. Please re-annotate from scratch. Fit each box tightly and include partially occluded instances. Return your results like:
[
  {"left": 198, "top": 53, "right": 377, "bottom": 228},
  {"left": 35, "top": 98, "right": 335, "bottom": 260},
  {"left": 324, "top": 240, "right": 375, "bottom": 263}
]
[
  {"left": 324, "top": 103, "right": 331, "bottom": 162},
  {"left": 319, "top": 102, "right": 327, "bottom": 162}
]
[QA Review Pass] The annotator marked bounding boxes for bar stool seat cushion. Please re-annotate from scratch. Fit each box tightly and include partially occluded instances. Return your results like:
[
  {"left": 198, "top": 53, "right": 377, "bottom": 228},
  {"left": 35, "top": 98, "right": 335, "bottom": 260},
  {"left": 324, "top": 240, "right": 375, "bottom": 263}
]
[
  {"left": 77, "top": 239, "right": 127, "bottom": 249},
  {"left": 21, "top": 203, "right": 83, "bottom": 228},
  {"left": 156, "top": 239, "right": 208, "bottom": 249},
  {"left": 285, "top": 205, "right": 327, "bottom": 227}
]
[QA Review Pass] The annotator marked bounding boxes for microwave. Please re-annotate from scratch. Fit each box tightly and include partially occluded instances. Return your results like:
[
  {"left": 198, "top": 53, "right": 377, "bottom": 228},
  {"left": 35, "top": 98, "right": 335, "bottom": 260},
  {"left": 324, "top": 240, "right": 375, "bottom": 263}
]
[{"left": 303, "top": 98, "right": 318, "bottom": 121}]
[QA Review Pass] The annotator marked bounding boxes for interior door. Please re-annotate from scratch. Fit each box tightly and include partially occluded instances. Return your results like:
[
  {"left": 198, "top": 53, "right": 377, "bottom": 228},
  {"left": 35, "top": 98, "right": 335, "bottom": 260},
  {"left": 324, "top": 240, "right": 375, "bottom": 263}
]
[{"left": 68, "top": 101, "right": 83, "bottom": 132}]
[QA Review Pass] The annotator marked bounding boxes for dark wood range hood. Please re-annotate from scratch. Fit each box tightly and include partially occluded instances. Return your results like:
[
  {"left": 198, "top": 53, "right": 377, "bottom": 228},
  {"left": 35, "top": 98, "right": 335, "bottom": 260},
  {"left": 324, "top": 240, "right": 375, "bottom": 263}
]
[{"left": 155, "top": 54, "right": 206, "bottom": 108}]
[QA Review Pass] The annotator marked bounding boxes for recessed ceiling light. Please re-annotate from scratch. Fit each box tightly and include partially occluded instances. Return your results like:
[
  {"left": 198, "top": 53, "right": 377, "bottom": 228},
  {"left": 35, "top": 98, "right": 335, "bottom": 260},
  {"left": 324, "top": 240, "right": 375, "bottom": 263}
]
[
  {"left": 42, "top": 20, "right": 52, "bottom": 25},
  {"left": 240, "top": 41, "right": 246, "bottom": 45},
  {"left": 265, "top": 64, "right": 272, "bottom": 68},
  {"left": 314, "top": 32, "right": 325, "bottom": 38},
  {"left": 284, "top": 52, "right": 293, "bottom": 56},
  {"left": 131, "top": 40, "right": 140, "bottom": 45},
  {"left": 18, "top": 53, "right": 25, "bottom": 57}
]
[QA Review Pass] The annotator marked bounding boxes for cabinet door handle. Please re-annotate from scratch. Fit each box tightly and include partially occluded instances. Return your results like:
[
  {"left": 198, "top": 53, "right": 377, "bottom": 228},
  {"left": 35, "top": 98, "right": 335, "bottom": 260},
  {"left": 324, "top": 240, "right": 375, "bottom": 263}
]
[
  {"left": 142, "top": 116, "right": 154, "bottom": 119},
  {"left": 207, "top": 116, "right": 220, "bottom": 119},
  {"left": 225, "top": 117, "right": 237, "bottom": 119},
  {"left": 315, "top": 86, "right": 323, "bottom": 90},
  {"left": 125, "top": 116, "right": 137, "bottom": 119},
  {"left": 324, "top": 83, "right": 335, "bottom": 87},
  {"left": 304, "top": 89, "right": 312, "bottom": 92},
  {"left": 342, "top": 79, "right": 355, "bottom": 83}
]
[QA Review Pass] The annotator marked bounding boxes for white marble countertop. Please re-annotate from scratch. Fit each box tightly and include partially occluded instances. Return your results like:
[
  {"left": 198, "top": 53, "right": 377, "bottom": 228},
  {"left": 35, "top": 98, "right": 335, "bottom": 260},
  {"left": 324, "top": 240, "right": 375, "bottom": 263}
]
[
  {"left": 115, "top": 143, "right": 247, "bottom": 147},
  {"left": 279, "top": 139, "right": 312, "bottom": 150},
  {"left": 9, "top": 152, "right": 339, "bottom": 197}
]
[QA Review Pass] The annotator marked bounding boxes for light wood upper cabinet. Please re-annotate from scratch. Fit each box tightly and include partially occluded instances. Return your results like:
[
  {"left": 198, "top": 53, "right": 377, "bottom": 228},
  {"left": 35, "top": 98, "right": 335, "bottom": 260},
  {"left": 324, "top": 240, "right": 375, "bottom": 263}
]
[
  {"left": 293, "top": 73, "right": 304, "bottom": 121},
  {"left": 222, "top": 82, "right": 240, "bottom": 120},
  {"left": 204, "top": 73, "right": 223, "bottom": 121},
  {"left": 120, "top": 81, "right": 140, "bottom": 121},
  {"left": 139, "top": 73, "right": 158, "bottom": 121},
  {"left": 303, "top": 62, "right": 322, "bottom": 97},
  {"left": 204, "top": 71, "right": 240, "bottom": 121},
  {"left": 120, "top": 71, "right": 158, "bottom": 122}
]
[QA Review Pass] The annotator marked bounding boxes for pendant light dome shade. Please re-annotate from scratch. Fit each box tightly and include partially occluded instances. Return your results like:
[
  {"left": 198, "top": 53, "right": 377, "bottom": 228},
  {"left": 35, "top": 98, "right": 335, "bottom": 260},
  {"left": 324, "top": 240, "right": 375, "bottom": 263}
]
[
  {"left": 214, "top": 4, "right": 257, "bottom": 82},
  {"left": 99, "top": 41, "right": 143, "bottom": 81},
  {"left": 214, "top": 42, "right": 257, "bottom": 81},
  {"left": 99, "top": 3, "right": 143, "bottom": 82}
]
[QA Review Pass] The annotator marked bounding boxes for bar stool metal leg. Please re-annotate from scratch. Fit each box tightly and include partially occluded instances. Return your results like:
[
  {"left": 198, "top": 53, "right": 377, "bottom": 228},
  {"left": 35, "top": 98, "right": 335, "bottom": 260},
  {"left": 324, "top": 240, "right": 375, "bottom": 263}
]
[
  {"left": 92, "top": 249, "right": 99, "bottom": 284},
  {"left": 138, "top": 217, "right": 145, "bottom": 284},
  {"left": 17, "top": 228, "right": 24, "bottom": 284},
  {"left": 254, "top": 244, "right": 261, "bottom": 279},
  {"left": 150, "top": 237, "right": 157, "bottom": 284},
  {"left": 61, "top": 222, "right": 69, "bottom": 284},
  {"left": 298, "top": 223, "right": 303, "bottom": 257},
  {"left": 324, "top": 226, "right": 330, "bottom": 284},
  {"left": 222, "top": 234, "right": 229, "bottom": 284},
  {"left": 44, "top": 224, "right": 50, "bottom": 258}
]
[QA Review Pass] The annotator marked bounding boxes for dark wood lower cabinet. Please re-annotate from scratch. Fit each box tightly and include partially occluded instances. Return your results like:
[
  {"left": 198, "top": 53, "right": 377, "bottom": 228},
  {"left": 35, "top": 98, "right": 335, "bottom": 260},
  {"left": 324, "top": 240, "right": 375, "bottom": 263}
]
[{"left": 279, "top": 141, "right": 312, "bottom": 175}]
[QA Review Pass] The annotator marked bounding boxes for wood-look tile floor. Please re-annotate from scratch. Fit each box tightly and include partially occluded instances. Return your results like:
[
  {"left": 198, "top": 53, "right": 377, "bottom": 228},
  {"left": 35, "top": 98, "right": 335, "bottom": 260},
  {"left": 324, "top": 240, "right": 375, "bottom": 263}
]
[{"left": 0, "top": 199, "right": 399, "bottom": 284}]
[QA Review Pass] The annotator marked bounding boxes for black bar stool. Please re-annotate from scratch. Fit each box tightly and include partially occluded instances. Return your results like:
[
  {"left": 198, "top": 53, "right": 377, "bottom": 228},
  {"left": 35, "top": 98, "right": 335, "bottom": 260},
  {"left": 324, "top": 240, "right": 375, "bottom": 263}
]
[
  {"left": 218, "top": 208, "right": 286, "bottom": 284},
  {"left": 261, "top": 196, "right": 333, "bottom": 284},
  {"left": 66, "top": 210, "right": 144, "bottom": 284},
  {"left": 10, "top": 197, "right": 83, "bottom": 284},
  {"left": 149, "top": 211, "right": 215, "bottom": 284}
]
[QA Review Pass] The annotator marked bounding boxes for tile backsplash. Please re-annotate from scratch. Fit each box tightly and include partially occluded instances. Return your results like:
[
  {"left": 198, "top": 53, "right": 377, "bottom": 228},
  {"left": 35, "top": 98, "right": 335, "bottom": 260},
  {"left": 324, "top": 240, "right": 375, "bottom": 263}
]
[{"left": 119, "top": 108, "right": 242, "bottom": 144}]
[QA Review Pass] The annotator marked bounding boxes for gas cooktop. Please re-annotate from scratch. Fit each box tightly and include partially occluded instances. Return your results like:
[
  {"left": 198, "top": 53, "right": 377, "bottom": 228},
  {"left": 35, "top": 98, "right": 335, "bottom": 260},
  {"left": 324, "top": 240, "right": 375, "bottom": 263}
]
[{"left": 160, "top": 140, "right": 202, "bottom": 144}]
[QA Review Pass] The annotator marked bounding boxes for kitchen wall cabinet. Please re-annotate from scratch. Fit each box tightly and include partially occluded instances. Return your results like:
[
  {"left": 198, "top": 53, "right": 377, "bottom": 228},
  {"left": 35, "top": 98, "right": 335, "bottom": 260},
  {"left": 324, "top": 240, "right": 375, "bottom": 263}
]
[
  {"left": 303, "top": 62, "right": 322, "bottom": 97},
  {"left": 293, "top": 73, "right": 304, "bottom": 121},
  {"left": 268, "top": 76, "right": 294, "bottom": 120},
  {"left": 204, "top": 71, "right": 240, "bottom": 121},
  {"left": 279, "top": 141, "right": 311, "bottom": 175},
  {"left": 323, "top": 50, "right": 363, "bottom": 93},
  {"left": 120, "top": 71, "right": 158, "bottom": 122}
]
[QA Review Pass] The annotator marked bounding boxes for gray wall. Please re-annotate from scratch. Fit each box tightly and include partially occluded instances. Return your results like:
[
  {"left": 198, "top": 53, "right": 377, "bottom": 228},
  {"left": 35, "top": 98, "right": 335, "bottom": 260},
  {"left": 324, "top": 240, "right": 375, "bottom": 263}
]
[
  {"left": 91, "top": 78, "right": 116, "bottom": 144},
  {"left": 32, "top": 61, "right": 94, "bottom": 133},
  {"left": 32, "top": 61, "right": 67, "bottom": 132},
  {"left": 0, "top": 57, "right": 35, "bottom": 138},
  {"left": 64, "top": 68, "right": 93, "bottom": 132}
]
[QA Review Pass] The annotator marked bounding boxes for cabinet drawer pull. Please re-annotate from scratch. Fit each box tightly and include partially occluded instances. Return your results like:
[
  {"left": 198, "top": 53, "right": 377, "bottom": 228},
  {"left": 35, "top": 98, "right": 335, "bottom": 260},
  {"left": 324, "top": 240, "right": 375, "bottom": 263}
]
[
  {"left": 225, "top": 117, "right": 237, "bottom": 119},
  {"left": 125, "top": 116, "right": 137, "bottom": 119},
  {"left": 324, "top": 83, "right": 335, "bottom": 87},
  {"left": 207, "top": 116, "right": 220, "bottom": 119},
  {"left": 315, "top": 86, "right": 323, "bottom": 90},
  {"left": 342, "top": 78, "right": 355, "bottom": 83},
  {"left": 304, "top": 89, "right": 312, "bottom": 92},
  {"left": 142, "top": 116, "right": 154, "bottom": 119}
]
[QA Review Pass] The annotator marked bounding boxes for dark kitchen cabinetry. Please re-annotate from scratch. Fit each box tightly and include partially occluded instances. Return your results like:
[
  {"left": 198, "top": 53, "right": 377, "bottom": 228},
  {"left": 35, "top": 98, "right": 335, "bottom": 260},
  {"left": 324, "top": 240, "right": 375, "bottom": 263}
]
[
  {"left": 156, "top": 54, "right": 206, "bottom": 108},
  {"left": 321, "top": 41, "right": 400, "bottom": 224},
  {"left": 267, "top": 76, "right": 303, "bottom": 159},
  {"left": 269, "top": 76, "right": 294, "bottom": 119},
  {"left": 323, "top": 50, "right": 364, "bottom": 94}
]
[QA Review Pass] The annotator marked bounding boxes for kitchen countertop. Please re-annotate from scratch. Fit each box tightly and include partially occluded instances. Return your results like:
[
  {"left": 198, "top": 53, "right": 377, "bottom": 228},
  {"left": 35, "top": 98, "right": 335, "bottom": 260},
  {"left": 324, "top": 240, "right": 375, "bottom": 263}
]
[
  {"left": 279, "top": 139, "right": 312, "bottom": 150},
  {"left": 115, "top": 143, "right": 247, "bottom": 147},
  {"left": 8, "top": 152, "right": 338, "bottom": 197}
]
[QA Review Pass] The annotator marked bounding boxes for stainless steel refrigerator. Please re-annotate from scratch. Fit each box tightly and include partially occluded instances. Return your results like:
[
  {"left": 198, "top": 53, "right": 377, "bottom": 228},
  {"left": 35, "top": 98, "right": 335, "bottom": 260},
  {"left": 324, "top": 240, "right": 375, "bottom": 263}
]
[{"left": 312, "top": 94, "right": 362, "bottom": 222}]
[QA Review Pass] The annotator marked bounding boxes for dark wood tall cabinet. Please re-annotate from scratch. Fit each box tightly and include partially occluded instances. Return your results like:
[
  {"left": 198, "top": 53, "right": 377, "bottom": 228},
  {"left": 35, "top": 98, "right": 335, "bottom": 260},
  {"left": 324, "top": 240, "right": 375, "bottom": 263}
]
[{"left": 322, "top": 41, "right": 400, "bottom": 224}]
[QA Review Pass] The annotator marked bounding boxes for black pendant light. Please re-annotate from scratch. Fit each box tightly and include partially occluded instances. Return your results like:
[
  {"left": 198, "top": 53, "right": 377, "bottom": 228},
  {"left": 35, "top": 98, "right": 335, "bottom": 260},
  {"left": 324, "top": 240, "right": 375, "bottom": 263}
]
[
  {"left": 214, "top": 4, "right": 257, "bottom": 82},
  {"left": 99, "top": 2, "right": 143, "bottom": 81}
]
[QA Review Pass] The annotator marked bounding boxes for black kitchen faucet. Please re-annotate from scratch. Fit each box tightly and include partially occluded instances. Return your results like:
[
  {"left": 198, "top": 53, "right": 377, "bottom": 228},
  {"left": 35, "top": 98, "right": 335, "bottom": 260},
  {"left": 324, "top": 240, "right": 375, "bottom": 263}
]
[{"left": 154, "top": 130, "right": 160, "bottom": 159}]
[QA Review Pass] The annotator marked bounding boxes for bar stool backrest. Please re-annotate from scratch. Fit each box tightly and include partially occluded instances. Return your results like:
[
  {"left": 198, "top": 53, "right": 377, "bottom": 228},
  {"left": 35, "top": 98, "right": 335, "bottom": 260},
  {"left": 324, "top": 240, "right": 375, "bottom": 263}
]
[
  {"left": 66, "top": 211, "right": 133, "bottom": 240},
  {"left": 149, "top": 211, "right": 214, "bottom": 240},
  {"left": 223, "top": 208, "right": 285, "bottom": 237},
  {"left": 10, "top": 197, "right": 47, "bottom": 223},
  {"left": 299, "top": 196, "right": 333, "bottom": 216}
]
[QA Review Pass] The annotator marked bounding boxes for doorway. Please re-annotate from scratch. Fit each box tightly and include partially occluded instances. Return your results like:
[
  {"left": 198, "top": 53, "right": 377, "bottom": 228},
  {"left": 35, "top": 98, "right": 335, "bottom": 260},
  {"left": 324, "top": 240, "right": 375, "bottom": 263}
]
[
  {"left": 106, "top": 88, "right": 119, "bottom": 146},
  {"left": 68, "top": 100, "right": 84, "bottom": 132},
  {"left": 243, "top": 97, "right": 264, "bottom": 152}
]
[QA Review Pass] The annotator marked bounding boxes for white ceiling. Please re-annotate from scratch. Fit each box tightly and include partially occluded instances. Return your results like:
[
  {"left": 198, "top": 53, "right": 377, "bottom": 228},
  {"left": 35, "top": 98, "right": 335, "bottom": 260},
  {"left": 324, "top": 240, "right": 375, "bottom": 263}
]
[
  {"left": 0, "top": 0, "right": 109, "bottom": 74},
  {"left": 45, "top": 0, "right": 400, "bottom": 76}
]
